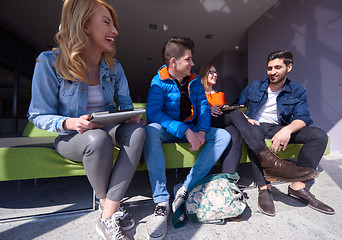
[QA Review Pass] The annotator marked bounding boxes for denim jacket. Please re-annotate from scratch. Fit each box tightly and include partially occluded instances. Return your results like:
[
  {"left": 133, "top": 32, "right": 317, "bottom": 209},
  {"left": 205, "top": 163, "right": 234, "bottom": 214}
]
[
  {"left": 236, "top": 78, "right": 313, "bottom": 126},
  {"left": 28, "top": 50, "right": 133, "bottom": 134}
]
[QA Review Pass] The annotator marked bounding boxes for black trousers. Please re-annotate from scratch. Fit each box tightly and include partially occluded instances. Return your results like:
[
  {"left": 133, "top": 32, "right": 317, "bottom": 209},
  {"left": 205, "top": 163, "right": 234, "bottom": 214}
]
[
  {"left": 247, "top": 122, "right": 328, "bottom": 186},
  {"left": 212, "top": 110, "right": 265, "bottom": 173}
]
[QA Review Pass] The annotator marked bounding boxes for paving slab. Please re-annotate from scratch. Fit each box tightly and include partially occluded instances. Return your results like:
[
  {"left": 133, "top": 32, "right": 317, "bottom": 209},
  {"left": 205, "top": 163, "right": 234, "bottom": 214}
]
[{"left": 0, "top": 154, "right": 341, "bottom": 240}]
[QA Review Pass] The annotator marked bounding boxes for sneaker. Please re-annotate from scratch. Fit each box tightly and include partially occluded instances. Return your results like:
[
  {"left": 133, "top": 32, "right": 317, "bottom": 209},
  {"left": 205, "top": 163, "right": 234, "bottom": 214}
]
[
  {"left": 96, "top": 211, "right": 130, "bottom": 240},
  {"left": 147, "top": 203, "right": 169, "bottom": 240},
  {"left": 172, "top": 186, "right": 187, "bottom": 221},
  {"left": 99, "top": 203, "right": 135, "bottom": 231},
  {"left": 173, "top": 182, "right": 183, "bottom": 197}
]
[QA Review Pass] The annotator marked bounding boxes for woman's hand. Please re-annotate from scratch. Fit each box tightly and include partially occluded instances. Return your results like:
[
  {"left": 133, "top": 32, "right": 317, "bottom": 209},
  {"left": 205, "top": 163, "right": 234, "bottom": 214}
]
[
  {"left": 211, "top": 105, "right": 223, "bottom": 117},
  {"left": 125, "top": 115, "right": 148, "bottom": 126},
  {"left": 125, "top": 115, "right": 141, "bottom": 124},
  {"left": 139, "top": 119, "right": 147, "bottom": 126},
  {"left": 63, "top": 115, "right": 103, "bottom": 134}
]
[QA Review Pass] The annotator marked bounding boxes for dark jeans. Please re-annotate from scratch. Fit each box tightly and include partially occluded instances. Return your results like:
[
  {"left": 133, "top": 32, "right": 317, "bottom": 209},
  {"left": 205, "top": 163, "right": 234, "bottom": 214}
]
[
  {"left": 211, "top": 110, "right": 265, "bottom": 173},
  {"left": 247, "top": 122, "right": 328, "bottom": 186}
]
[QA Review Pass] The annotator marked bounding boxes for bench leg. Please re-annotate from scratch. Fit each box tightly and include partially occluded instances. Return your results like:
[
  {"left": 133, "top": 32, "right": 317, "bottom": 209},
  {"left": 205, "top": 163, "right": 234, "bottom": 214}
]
[{"left": 0, "top": 188, "right": 96, "bottom": 223}]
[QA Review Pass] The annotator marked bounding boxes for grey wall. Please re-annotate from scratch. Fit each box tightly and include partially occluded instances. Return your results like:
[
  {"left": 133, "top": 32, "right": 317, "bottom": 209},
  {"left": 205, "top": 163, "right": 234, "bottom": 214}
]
[
  {"left": 209, "top": 50, "right": 248, "bottom": 104},
  {"left": 248, "top": 0, "right": 342, "bottom": 152}
]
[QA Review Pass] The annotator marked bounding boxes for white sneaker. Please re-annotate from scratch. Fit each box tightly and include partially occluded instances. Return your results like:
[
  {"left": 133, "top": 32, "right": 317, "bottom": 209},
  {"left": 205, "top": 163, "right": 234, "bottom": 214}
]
[
  {"left": 96, "top": 211, "right": 130, "bottom": 240},
  {"left": 172, "top": 186, "right": 187, "bottom": 221},
  {"left": 147, "top": 203, "right": 169, "bottom": 240},
  {"left": 99, "top": 203, "right": 135, "bottom": 231}
]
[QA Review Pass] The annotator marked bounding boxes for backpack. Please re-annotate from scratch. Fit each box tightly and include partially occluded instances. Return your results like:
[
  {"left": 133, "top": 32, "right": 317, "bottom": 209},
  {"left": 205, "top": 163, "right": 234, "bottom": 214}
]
[{"left": 172, "top": 172, "right": 246, "bottom": 228}]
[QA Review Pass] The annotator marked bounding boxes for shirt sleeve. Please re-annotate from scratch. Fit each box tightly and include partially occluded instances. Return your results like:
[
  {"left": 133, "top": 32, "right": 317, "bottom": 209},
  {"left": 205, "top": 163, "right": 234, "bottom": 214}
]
[
  {"left": 28, "top": 52, "right": 71, "bottom": 133},
  {"left": 206, "top": 91, "right": 227, "bottom": 107},
  {"left": 195, "top": 84, "right": 211, "bottom": 134},
  {"left": 235, "top": 85, "right": 250, "bottom": 105},
  {"left": 289, "top": 87, "right": 313, "bottom": 126},
  {"left": 221, "top": 92, "right": 228, "bottom": 105}
]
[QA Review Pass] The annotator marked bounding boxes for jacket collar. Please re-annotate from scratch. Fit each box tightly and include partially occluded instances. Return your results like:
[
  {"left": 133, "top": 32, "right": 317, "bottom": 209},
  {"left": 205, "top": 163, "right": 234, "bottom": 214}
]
[
  {"left": 100, "top": 58, "right": 110, "bottom": 79},
  {"left": 158, "top": 65, "right": 198, "bottom": 83},
  {"left": 262, "top": 77, "right": 292, "bottom": 93},
  {"left": 283, "top": 78, "right": 292, "bottom": 92}
]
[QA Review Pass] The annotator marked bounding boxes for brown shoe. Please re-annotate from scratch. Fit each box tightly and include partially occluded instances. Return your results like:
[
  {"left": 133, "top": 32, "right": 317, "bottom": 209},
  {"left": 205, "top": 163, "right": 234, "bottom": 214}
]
[
  {"left": 257, "top": 147, "right": 318, "bottom": 182},
  {"left": 258, "top": 189, "right": 275, "bottom": 216},
  {"left": 288, "top": 186, "right": 335, "bottom": 215}
]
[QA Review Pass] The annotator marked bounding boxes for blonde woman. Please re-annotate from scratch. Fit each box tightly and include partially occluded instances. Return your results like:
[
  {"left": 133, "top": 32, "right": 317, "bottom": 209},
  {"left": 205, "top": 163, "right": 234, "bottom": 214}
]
[{"left": 28, "top": 0, "right": 145, "bottom": 239}]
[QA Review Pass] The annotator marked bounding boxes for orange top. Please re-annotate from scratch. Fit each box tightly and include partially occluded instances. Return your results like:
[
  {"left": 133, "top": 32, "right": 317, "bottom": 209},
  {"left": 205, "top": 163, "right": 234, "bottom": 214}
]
[{"left": 206, "top": 91, "right": 227, "bottom": 107}]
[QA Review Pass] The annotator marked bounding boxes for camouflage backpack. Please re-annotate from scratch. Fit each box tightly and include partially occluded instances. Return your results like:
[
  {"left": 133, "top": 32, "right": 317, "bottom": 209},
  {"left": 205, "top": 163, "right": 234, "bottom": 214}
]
[{"left": 172, "top": 173, "right": 246, "bottom": 228}]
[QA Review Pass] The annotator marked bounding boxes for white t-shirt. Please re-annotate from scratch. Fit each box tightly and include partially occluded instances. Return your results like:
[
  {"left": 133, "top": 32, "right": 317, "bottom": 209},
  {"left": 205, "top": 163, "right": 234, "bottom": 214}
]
[
  {"left": 254, "top": 88, "right": 281, "bottom": 124},
  {"left": 86, "top": 85, "right": 103, "bottom": 115}
]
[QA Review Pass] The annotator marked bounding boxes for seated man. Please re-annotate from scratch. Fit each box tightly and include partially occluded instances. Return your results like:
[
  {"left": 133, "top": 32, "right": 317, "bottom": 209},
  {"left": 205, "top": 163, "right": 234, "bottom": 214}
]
[
  {"left": 144, "top": 36, "right": 231, "bottom": 239},
  {"left": 236, "top": 50, "right": 335, "bottom": 216}
]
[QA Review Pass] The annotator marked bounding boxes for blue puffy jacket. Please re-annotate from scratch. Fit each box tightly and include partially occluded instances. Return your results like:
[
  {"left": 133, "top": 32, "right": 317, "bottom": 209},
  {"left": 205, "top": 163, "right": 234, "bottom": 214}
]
[{"left": 146, "top": 65, "right": 211, "bottom": 139}]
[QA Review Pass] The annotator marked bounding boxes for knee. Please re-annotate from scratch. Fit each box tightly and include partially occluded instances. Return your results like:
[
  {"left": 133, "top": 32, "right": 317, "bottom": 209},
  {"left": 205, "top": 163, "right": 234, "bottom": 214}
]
[
  {"left": 133, "top": 125, "right": 146, "bottom": 142},
  {"left": 84, "top": 129, "right": 113, "bottom": 154},
  {"left": 216, "top": 128, "right": 231, "bottom": 147},
  {"left": 145, "top": 123, "right": 163, "bottom": 142},
  {"left": 229, "top": 109, "right": 245, "bottom": 119},
  {"left": 252, "top": 125, "right": 264, "bottom": 141},
  {"left": 225, "top": 126, "right": 242, "bottom": 145},
  {"left": 309, "top": 127, "right": 328, "bottom": 145},
  {"left": 122, "top": 123, "right": 146, "bottom": 145}
]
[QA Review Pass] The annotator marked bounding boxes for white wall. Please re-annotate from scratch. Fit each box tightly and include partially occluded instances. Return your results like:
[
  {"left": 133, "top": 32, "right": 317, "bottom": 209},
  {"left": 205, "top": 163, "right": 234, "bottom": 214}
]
[{"left": 248, "top": 0, "right": 342, "bottom": 152}]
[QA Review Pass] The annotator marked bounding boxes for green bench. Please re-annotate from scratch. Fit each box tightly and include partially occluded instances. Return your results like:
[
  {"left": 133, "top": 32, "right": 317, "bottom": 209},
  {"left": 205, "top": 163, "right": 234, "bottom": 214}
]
[
  {"left": 0, "top": 102, "right": 330, "bottom": 181},
  {"left": 0, "top": 103, "right": 330, "bottom": 222}
]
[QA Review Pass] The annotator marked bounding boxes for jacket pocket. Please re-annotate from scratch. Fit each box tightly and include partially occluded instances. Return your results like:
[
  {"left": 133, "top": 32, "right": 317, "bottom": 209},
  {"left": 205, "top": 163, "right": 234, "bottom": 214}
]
[
  {"left": 60, "top": 80, "right": 78, "bottom": 97},
  {"left": 281, "top": 97, "right": 300, "bottom": 105},
  {"left": 280, "top": 97, "right": 300, "bottom": 115},
  {"left": 247, "top": 94, "right": 262, "bottom": 103}
]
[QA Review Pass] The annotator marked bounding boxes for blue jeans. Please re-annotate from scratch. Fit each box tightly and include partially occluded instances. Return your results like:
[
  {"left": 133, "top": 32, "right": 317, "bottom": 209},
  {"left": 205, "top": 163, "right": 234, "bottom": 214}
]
[{"left": 144, "top": 123, "right": 231, "bottom": 203}]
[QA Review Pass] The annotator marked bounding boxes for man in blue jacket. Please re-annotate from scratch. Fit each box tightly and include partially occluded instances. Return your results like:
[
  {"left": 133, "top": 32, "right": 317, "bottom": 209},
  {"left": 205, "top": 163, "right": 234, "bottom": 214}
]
[
  {"left": 144, "top": 36, "right": 231, "bottom": 239},
  {"left": 236, "top": 50, "right": 334, "bottom": 217}
]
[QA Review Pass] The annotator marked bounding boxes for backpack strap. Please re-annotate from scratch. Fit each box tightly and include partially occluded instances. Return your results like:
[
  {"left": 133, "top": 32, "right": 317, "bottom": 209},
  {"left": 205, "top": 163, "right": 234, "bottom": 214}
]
[{"left": 172, "top": 202, "right": 187, "bottom": 228}]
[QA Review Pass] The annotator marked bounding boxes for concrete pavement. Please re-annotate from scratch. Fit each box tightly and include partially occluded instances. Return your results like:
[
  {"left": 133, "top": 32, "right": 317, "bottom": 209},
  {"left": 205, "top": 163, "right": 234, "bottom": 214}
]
[{"left": 0, "top": 153, "right": 341, "bottom": 240}]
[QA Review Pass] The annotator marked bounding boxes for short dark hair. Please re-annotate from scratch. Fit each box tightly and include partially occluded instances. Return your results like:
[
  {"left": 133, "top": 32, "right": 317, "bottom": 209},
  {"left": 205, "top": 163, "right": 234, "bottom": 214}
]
[
  {"left": 267, "top": 50, "right": 293, "bottom": 66},
  {"left": 161, "top": 36, "right": 194, "bottom": 66}
]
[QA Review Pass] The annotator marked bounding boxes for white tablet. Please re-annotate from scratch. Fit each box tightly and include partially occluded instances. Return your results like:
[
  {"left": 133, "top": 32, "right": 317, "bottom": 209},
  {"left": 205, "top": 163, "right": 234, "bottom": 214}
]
[{"left": 89, "top": 108, "right": 146, "bottom": 126}]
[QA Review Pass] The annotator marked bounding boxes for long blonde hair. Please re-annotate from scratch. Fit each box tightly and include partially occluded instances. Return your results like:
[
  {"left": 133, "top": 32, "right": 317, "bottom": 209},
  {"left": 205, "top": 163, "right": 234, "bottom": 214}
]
[
  {"left": 54, "top": 0, "right": 119, "bottom": 83},
  {"left": 199, "top": 63, "right": 215, "bottom": 92}
]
